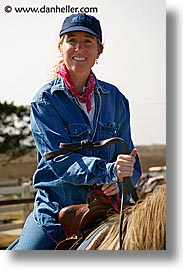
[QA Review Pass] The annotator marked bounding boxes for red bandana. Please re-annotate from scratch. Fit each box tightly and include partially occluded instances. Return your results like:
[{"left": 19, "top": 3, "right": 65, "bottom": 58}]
[{"left": 58, "top": 63, "right": 96, "bottom": 113}]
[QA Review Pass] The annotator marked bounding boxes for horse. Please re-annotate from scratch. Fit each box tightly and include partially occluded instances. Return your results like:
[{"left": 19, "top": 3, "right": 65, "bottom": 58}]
[{"left": 56, "top": 175, "right": 166, "bottom": 250}]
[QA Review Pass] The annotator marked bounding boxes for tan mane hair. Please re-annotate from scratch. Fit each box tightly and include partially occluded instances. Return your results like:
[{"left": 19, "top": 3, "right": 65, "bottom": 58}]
[{"left": 87, "top": 183, "right": 166, "bottom": 250}]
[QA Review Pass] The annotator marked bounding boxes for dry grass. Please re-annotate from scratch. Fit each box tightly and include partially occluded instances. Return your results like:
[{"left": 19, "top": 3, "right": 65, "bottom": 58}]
[{"left": 0, "top": 151, "right": 37, "bottom": 179}]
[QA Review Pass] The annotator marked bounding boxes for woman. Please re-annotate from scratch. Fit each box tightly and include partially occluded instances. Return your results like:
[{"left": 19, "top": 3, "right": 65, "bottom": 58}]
[{"left": 14, "top": 13, "right": 141, "bottom": 250}]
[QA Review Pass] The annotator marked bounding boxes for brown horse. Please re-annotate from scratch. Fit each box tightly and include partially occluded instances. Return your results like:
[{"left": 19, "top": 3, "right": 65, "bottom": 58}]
[{"left": 85, "top": 178, "right": 166, "bottom": 250}]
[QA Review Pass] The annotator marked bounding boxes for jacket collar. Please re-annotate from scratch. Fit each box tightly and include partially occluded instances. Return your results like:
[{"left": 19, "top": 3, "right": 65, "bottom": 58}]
[{"left": 50, "top": 75, "right": 110, "bottom": 97}]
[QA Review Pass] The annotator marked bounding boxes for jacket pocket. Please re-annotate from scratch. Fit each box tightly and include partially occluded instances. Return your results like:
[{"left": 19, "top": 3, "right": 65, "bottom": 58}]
[
  {"left": 99, "top": 122, "right": 120, "bottom": 138},
  {"left": 66, "top": 124, "right": 92, "bottom": 143}
]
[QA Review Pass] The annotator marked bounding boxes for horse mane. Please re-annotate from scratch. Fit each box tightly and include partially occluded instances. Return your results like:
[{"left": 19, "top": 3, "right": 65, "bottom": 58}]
[{"left": 87, "top": 183, "right": 166, "bottom": 250}]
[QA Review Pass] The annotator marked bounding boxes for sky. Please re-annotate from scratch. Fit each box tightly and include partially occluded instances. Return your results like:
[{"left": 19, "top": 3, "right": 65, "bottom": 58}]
[{"left": 0, "top": 0, "right": 166, "bottom": 145}]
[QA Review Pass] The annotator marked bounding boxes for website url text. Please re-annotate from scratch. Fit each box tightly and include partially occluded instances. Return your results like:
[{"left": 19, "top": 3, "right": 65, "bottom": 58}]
[{"left": 4, "top": 5, "right": 98, "bottom": 14}]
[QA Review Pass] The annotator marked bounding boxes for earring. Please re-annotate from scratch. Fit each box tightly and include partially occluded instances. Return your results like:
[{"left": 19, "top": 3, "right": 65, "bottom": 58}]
[
  {"left": 58, "top": 43, "right": 61, "bottom": 51},
  {"left": 95, "top": 59, "right": 98, "bottom": 65}
]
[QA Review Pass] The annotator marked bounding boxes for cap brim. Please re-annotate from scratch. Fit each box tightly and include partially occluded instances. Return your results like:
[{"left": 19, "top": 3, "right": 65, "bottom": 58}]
[{"left": 59, "top": 26, "right": 101, "bottom": 41}]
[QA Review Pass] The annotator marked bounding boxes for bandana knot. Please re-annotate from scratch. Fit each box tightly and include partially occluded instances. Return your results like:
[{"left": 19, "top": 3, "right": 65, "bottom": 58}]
[{"left": 57, "top": 63, "right": 96, "bottom": 113}]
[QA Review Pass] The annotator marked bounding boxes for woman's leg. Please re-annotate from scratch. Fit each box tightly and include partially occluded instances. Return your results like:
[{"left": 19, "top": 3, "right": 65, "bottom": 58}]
[{"left": 15, "top": 212, "right": 58, "bottom": 250}]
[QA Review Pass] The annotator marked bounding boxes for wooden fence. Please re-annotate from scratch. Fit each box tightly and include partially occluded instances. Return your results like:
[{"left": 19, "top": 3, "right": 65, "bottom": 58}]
[{"left": 0, "top": 178, "right": 36, "bottom": 232}]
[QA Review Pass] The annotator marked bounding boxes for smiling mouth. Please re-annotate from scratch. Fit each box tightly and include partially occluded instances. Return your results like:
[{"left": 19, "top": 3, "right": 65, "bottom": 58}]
[{"left": 72, "top": 57, "right": 87, "bottom": 62}]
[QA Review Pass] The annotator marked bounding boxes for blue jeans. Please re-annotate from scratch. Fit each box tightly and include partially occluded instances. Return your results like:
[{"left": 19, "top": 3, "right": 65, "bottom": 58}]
[{"left": 11, "top": 212, "right": 62, "bottom": 250}]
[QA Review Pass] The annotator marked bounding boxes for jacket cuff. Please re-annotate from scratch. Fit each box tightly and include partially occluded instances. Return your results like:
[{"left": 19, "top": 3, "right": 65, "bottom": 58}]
[{"left": 105, "top": 162, "right": 118, "bottom": 183}]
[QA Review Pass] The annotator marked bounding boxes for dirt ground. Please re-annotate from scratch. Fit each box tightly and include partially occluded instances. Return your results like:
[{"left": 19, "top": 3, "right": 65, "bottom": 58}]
[{"left": 0, "top": 145, "right": 166, "bottom": 249}]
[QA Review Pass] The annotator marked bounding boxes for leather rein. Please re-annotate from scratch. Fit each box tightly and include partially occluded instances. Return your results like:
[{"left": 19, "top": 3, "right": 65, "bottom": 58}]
[{"left": 44, "top": 137, "right": 138, "bottom": 250}]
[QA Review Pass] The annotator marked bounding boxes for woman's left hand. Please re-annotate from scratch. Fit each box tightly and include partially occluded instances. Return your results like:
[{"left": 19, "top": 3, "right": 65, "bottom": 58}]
[{"left": 101, "top": 183, "right": 119, "bottom": 196}]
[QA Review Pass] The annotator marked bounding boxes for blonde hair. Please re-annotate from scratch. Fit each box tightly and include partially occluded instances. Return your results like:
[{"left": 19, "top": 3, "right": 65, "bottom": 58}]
[{"left": 53, "top": 35, "right": 104, "bottom": 79}]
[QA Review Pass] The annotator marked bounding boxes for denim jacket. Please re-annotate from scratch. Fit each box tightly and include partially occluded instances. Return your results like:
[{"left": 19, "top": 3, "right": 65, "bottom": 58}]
[{"left": 30, "top": 75, "right": 142, "bottom": 241}]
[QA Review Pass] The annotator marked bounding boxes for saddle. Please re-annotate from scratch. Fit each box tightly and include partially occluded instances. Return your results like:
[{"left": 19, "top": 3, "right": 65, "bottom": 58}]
[{"left": 56, "top": 200, "right": 116, "bottom": 250}]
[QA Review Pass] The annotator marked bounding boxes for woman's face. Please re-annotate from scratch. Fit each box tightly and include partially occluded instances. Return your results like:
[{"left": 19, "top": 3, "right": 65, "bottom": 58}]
[{"left": 59, "top": 32, "right": 101, "bottom": 75}]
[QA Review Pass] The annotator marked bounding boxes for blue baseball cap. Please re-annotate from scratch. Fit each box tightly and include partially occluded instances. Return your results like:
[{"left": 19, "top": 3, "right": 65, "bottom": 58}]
[{"left": 59, "top": 13, "right": 102, "bottom": 42}]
